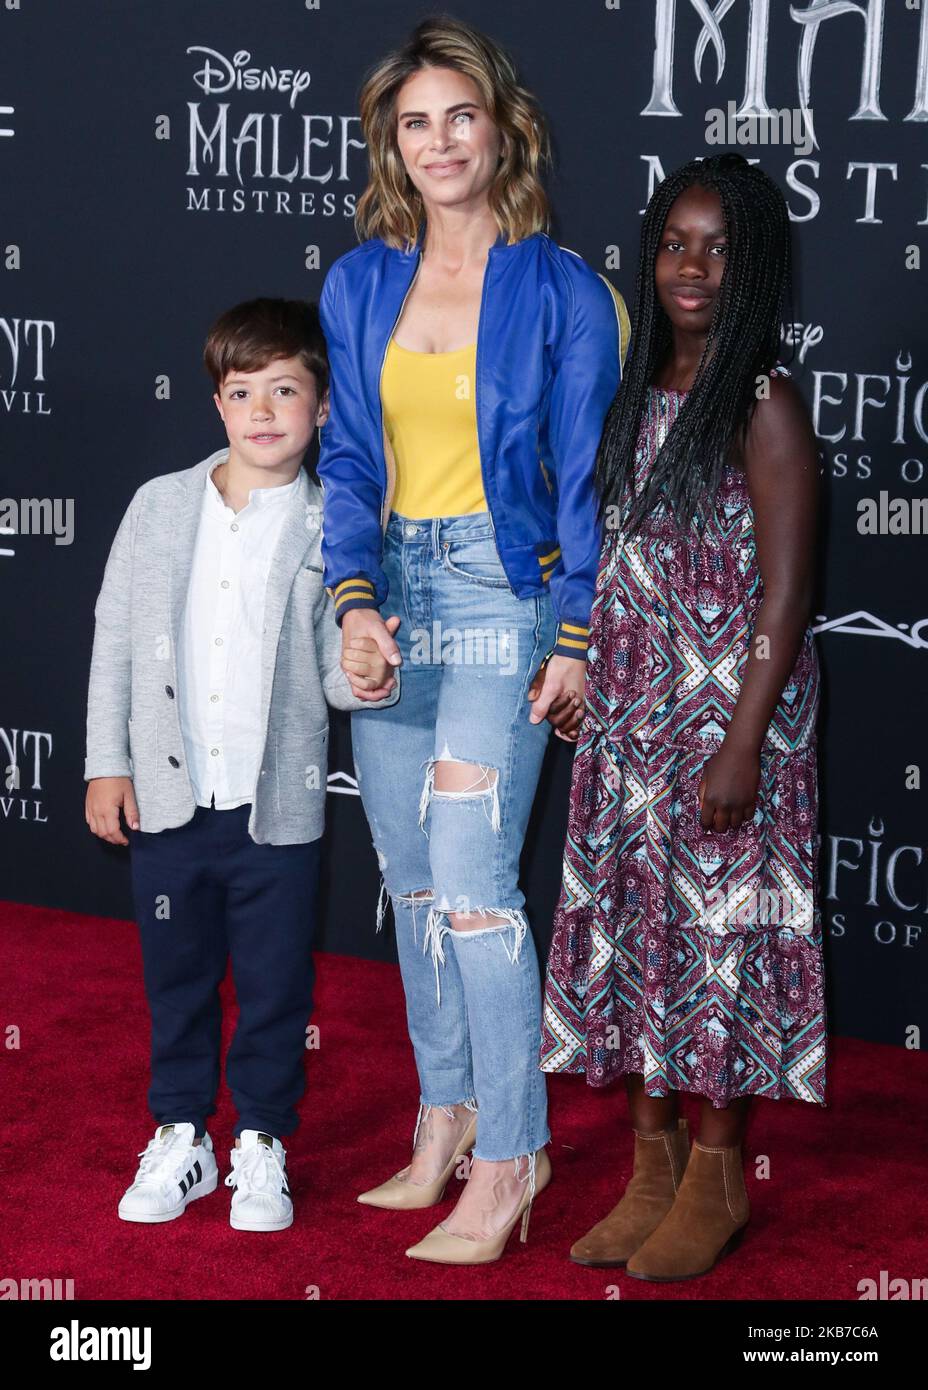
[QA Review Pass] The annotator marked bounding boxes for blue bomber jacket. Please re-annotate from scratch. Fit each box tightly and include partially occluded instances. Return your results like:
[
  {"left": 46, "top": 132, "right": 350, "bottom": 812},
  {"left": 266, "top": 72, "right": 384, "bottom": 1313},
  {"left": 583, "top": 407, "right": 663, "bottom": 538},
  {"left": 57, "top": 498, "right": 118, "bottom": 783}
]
[{"left": 316, "top": 225, "right": 630, "bottom": 659}]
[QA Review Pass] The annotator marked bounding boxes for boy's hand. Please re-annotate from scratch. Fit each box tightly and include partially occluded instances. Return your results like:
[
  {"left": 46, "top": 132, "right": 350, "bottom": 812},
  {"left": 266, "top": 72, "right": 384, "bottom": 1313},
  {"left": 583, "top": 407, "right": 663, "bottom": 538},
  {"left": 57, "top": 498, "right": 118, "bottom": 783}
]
[
  {"left": 340, "top": 608, "right": 402, "bottom": 700},
  {"left": 86, "top": 776, "right": 140, "bottom": 846},
  {"left": 342, "top": 614, "right": 401, "bottom": 698}
]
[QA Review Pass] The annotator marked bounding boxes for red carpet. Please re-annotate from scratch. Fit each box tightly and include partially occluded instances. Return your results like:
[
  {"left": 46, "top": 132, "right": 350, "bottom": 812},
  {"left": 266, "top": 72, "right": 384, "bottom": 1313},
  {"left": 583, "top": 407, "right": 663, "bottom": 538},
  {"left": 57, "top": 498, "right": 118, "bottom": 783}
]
[{"left": 2, "top": 899, "right": 925, "bottom": 1301}]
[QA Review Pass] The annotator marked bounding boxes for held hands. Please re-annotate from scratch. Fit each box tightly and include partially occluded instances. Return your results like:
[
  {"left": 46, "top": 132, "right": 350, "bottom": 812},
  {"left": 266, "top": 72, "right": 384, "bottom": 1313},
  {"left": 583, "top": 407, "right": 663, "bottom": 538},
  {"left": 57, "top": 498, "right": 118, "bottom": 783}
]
[
  {"left": 341, "top": 610, "right": 401, "bottom": 700},
  {"left": 86, "top": 776, "right": 139, "bottom": 846},
  {"left": 341, "top": 612, "right": 586, "bottom": 738},
  {"left": 527, "top": 653, "right": 585, "bottom": 742},
  {"left": 697, "top": 743, "right": 761, "bottom": 833}
]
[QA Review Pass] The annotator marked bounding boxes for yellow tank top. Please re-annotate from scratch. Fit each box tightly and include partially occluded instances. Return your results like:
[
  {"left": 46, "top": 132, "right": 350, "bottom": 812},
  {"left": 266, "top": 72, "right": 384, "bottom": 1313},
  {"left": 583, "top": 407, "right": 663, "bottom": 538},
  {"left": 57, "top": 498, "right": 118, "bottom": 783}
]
[{"left": 380, "top": 338, "right": 488, "bottom": 518}]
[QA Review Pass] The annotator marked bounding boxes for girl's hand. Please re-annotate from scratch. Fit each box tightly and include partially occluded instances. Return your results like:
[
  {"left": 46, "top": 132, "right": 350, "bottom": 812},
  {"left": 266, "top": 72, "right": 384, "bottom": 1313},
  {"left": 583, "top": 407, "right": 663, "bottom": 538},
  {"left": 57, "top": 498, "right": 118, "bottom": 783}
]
[
  {"left": 697, "top": 744, "right": 761, "bottom": 833},
  {"left": 527, "top": 653, "right": 585, "bottom": 742}
]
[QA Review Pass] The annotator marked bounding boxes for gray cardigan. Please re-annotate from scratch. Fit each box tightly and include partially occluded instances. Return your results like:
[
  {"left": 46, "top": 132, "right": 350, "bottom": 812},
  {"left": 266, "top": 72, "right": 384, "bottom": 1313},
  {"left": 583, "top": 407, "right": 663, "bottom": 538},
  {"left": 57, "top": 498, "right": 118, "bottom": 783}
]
[{"left": 84, "top": 449, "right": 398, "bottom": 844}]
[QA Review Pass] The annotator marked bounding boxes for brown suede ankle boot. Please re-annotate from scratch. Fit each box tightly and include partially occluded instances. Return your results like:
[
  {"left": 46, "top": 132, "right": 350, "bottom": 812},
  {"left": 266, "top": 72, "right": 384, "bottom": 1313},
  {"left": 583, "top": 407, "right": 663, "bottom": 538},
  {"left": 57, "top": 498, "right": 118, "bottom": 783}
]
[
  {"left": 624, "top": 1138, "right": 750, "bottom": 1281},
  {"left": 569, "top": 1119, "right": 690, "bottom": 1267}
]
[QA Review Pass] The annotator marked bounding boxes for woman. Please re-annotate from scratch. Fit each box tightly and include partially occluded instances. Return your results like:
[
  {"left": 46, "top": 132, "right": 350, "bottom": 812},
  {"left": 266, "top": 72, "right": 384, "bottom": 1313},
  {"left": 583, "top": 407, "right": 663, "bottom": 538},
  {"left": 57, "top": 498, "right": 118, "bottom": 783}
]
[
  {"left": 541, "top": 153, "right": 827, "bottom": 1280},
  {"left": 316, "top": 16, "right": 629, "bottom": 1264}
]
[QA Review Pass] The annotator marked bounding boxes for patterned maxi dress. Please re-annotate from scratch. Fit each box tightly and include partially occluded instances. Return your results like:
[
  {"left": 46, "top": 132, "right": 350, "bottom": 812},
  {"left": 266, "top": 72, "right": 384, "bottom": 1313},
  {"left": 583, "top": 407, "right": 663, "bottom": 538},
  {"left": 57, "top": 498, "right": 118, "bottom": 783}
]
[{"left": 541, "top": 371, "right": 827, "bottom": 1107}]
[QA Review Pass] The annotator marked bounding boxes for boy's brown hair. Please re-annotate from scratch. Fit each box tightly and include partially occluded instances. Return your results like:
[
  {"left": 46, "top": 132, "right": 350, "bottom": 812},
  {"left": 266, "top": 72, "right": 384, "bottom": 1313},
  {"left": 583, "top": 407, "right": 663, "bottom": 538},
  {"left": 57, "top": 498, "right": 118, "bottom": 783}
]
[{"left": 203, "top": 297, "right": 329, "bottom": 400}]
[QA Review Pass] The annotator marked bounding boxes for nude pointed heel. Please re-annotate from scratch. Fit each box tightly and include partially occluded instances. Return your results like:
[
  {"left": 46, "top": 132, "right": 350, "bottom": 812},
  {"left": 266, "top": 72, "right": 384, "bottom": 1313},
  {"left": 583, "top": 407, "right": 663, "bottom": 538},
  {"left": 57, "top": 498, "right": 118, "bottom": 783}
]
[
  {"left": 405, "top": 1146, "right": 551, "bottom": 1265},
  {"left": 357, "top": 1113, "right": 477, "bottom": 1211}
]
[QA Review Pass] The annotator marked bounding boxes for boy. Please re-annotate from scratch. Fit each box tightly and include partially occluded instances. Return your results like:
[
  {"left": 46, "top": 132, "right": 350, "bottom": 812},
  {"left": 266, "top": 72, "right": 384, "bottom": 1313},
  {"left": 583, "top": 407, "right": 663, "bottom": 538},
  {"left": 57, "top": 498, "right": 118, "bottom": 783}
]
[{"left": 84, "top": 298, "right": 399, "bottom": 1231}]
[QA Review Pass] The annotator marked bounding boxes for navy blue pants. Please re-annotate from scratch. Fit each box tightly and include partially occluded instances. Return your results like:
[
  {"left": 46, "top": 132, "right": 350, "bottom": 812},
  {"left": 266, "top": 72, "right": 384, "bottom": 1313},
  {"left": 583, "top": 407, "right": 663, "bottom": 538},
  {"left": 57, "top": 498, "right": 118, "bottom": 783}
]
[{"left": 128, "top": 803, "right": 321, "bottom": 1139}]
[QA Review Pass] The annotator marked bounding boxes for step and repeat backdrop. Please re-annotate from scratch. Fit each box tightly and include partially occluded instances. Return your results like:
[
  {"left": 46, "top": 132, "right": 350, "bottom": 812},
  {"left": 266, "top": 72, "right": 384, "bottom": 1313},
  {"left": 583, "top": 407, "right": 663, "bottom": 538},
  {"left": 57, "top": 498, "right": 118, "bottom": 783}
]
[{"left": 2, "top": 1, "right": 925, "bottom": 1047}]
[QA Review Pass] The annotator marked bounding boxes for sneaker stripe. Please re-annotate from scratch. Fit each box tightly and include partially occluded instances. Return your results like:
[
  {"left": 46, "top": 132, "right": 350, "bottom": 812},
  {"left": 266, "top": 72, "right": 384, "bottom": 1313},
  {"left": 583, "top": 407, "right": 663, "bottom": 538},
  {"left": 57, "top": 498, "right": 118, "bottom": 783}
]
[{"left": 193, "top": 1160, "right": 202, "bottom": 1184}]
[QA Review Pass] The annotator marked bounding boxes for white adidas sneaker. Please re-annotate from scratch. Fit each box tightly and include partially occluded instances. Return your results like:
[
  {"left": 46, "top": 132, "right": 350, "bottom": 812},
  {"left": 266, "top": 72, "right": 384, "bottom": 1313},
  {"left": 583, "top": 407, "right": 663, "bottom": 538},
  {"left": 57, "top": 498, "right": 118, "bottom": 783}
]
[
  {"left": 118, "top": 1122, "right": 218, "bottom": 1223},
  {"left": 225, "top": 1130, "right": 293, "bottom": 1232}
]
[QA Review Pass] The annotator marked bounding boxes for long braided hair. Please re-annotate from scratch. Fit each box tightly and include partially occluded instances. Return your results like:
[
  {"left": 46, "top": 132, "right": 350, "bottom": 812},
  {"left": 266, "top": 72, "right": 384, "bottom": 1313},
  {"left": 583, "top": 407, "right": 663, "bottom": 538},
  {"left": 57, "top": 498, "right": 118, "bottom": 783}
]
[{"left": 594, "top": 153, "right": 794, "bottom": 537}]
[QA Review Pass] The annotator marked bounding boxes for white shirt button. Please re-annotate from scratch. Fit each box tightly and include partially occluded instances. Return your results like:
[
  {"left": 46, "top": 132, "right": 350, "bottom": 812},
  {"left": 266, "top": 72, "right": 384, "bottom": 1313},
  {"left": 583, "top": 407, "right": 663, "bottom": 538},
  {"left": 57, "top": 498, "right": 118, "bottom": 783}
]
[{"left": 179, "top": 457, "right": 295, "bottom": 813}]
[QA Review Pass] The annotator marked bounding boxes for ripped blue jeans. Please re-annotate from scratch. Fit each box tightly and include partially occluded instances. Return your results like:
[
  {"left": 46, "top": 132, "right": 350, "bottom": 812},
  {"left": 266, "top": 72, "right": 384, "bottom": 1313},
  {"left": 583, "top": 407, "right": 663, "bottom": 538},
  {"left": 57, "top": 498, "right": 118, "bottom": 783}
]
[{"left": 350, "top": 510, "right": 557, "bottom": 1162}]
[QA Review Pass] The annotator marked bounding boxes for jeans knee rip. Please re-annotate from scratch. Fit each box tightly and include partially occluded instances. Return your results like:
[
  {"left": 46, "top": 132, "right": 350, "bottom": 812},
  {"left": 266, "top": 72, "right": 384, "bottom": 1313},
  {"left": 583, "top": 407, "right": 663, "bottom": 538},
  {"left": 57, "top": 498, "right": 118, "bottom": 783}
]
[
  {"left": 423, "top": 905, "right": 529, "bottom": 1004},
  {"left": 417, "top": 747, "right": 501, "bottom": 837},
  {"left": 383, "top": 885, "right": 434, "bottom": 945}
]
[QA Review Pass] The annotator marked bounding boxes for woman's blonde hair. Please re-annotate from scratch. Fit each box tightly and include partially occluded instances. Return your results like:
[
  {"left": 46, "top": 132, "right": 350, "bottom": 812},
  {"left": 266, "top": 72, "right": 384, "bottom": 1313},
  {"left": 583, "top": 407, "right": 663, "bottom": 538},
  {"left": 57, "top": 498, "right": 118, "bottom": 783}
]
[{"left": 354, "top": 13, "right": 552, "bottom": 251}]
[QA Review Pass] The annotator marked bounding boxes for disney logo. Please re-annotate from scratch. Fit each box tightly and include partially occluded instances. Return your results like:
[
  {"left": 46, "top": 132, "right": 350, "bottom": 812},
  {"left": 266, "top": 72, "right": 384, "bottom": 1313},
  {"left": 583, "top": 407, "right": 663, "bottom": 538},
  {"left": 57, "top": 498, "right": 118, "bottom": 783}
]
[
  {"left": 188, "top": 47, "right": 311, "bottom": 110},
  {"left": 781, "top": 321, "right": 823, "bottom": 364}
]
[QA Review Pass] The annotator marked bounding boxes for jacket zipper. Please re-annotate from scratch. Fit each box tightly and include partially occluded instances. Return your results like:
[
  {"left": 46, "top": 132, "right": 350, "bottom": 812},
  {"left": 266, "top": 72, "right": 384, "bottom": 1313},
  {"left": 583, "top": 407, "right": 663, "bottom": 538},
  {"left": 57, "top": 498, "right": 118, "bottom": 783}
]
[
  {"left": 378, "top": 252, "right": 422, "bottom": 529},
  {"left": 474, "top": 252, "right": 499, "bottom": 552}
]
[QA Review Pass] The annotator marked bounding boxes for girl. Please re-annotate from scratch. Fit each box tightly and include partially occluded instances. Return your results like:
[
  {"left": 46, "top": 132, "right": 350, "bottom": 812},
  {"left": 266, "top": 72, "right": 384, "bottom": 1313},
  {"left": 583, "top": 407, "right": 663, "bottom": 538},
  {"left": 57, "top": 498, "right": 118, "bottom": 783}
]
[
  {"left": 317, "top": 17, "right": 628, "bottom": 1264},
  {"left": 541, "top": 153, "right": 826, "bottom": 1281}
]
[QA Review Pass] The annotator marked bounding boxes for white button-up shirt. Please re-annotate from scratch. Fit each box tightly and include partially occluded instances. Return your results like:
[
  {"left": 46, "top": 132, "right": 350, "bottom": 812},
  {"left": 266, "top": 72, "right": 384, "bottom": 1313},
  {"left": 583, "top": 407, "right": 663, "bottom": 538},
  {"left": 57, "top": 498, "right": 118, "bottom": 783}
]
[{"left": 177, "top": 456, "right": 301, "bottom": 809}]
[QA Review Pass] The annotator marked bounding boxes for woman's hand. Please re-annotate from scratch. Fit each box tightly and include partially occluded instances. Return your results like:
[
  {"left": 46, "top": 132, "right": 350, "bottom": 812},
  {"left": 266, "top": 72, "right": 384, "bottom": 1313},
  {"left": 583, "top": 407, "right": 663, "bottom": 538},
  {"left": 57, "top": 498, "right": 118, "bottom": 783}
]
[
  {"left": 697, "top": 742, "right": 761, "bottom": 833},
  {"left": 341, "top": 609, "right": 402, "bottom": 700},
  {"left": 527, "top": 653, "right": 585, "bottom": 742}
]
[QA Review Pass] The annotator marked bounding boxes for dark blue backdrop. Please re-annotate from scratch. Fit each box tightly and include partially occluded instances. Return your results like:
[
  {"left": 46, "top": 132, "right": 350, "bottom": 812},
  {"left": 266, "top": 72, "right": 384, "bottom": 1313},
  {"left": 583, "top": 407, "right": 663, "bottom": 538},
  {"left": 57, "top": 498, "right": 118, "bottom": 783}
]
[{"left": 3, "top": 0, "right": 926, "bottom": 1049}]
